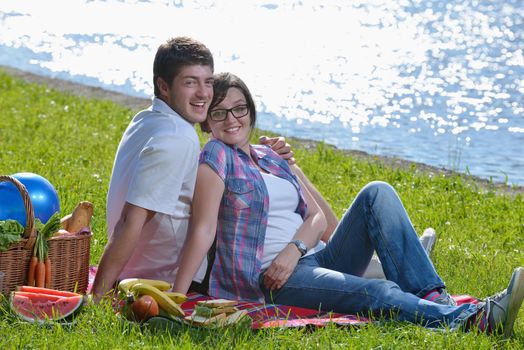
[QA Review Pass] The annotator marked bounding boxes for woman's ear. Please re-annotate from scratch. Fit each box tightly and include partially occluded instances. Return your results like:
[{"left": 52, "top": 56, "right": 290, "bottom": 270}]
[{"left": 199, "top": 121, "right": 211, "bottom": 133}]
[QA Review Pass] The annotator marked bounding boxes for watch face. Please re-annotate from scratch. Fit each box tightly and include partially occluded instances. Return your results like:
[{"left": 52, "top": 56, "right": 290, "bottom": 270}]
[
  {"left": 298, "top": 241, "right": 306, "bottom": 251},
  {"left": 294, "top": 240, "right": 307, "bottom": 255}
]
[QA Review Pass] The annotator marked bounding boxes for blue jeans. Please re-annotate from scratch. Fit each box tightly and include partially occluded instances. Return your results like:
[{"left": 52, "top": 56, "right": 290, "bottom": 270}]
[{"left": 260, "top": 181, "right": 480, "bottom": 328}]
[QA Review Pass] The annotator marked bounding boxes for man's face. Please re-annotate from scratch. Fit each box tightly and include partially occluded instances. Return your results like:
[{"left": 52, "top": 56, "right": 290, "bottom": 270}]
[{"left": 163, "top": 65, "right": 214, "bottom": 124}]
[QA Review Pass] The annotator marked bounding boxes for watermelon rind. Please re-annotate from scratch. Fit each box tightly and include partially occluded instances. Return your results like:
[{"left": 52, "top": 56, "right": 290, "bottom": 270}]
[
  {"left": 10, "top": 291, "right": 83, "bottom": 324},
  {"left": 16, "top": 286, "right": 82, "bottom": 298}
]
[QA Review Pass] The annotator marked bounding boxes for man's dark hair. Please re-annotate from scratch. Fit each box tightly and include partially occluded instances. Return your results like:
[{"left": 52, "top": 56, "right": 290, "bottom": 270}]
[{"left": 153, "top": 36, "right": 214, "bottom": 97}]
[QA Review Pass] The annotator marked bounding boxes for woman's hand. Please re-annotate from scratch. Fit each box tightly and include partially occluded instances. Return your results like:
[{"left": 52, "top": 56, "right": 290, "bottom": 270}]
[{"left": 263, "top": 244, "right": 302, "bottom": 290}]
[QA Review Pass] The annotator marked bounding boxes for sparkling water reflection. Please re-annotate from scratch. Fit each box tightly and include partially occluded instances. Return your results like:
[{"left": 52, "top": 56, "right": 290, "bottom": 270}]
[{"left": 0, "top": 0, "right": 522, "bottom": 184}]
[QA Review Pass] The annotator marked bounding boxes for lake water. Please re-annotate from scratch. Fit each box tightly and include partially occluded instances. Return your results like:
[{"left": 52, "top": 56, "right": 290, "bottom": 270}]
[{"left": 1, "top": 0, "right": 523, "bottom": 185}]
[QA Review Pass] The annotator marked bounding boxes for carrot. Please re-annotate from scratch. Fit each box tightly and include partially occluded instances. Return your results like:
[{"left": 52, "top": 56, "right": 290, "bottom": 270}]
[
  {"left": 44, "top": 257, "right": 52, "bottom": 288},
  {"left": 27, "top": 256, "right": 38, "bottom": 286},
  {"left": 35, "top": 260, "right": 46, "bottom": 288},
  {"left": 29, "top": 213, "right": 60, "bottom": 288}
]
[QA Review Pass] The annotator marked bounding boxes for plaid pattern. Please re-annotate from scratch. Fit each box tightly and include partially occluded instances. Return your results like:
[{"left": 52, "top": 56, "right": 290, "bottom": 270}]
[{"left": 199, "top": 140, "right": 307, "bottom": 302}]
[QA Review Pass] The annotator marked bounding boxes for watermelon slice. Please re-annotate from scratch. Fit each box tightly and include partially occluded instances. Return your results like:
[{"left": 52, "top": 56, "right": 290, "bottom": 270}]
[{"left": 10, "top": 290, "right": 83, "bottom": 323}]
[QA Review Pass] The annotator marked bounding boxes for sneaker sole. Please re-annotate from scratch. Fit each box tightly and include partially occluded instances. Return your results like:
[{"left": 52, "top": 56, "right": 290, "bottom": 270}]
[{"left": 503, "top": 267, "right": 524, "bottom": 338}]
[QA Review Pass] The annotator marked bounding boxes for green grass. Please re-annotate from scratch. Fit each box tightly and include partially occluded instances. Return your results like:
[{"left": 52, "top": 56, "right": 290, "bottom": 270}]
[{"left": 1, "top": 69, "right": 523, "bottom": 349}]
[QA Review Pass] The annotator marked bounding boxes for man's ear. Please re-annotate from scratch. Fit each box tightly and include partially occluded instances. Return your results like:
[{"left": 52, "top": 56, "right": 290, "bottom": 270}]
[{"left": 156, "top": 77, "right": 170, "bottom": 99}]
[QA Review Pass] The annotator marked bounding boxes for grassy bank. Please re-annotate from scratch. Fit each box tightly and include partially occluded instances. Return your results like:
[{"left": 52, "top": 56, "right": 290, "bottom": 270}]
[{"left": 0, "top": 69, "right": 523, "bottom": 349}]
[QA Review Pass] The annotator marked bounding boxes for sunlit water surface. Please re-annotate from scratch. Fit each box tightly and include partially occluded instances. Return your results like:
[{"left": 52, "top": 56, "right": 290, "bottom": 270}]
[{"left": 1, "top": 0, "right": 523, "bottom": 185}]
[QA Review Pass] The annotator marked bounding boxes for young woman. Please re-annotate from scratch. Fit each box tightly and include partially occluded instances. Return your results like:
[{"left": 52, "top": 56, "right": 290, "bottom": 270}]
[{"left": 173, "top": 72, "right": 524, "bottom": 336}]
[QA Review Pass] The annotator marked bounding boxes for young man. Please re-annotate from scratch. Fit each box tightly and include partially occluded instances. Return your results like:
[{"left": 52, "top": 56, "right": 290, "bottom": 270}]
[{"left": 92, "top": 37, "right": 292, "bottom": 301}]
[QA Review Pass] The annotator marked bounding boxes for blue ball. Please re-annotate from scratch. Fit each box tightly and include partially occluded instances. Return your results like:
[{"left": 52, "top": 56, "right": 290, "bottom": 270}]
[{"left": 0, "top": 172, "right": 60, "bottom": 227}]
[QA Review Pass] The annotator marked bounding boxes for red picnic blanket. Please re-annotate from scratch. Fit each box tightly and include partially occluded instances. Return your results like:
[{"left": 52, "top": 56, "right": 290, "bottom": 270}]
[
  {"left": 180, "top": 292, "right": 369, "bottom": 329},
  {"left": 88, "top": 266, "right": 479, "bottom": 330}
]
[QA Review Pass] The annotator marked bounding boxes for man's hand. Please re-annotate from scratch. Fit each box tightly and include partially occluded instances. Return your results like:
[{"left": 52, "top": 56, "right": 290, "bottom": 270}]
[
  {"left": 259, "top": 136, "right": 296, "bottom": 165},
  {"left": 263, "top": 244, "right": 301, "bottom": 290}
]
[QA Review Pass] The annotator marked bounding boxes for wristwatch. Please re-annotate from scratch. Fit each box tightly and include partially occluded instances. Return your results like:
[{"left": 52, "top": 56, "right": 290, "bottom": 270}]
[{"left": 289, "top": 239, "right": 308, "bottom": 257}]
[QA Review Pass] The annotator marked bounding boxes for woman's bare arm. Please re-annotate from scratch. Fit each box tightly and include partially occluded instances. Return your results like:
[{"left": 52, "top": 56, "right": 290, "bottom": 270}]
[{"left": 172, "top": 164, "right": 225, "bottom": 294}]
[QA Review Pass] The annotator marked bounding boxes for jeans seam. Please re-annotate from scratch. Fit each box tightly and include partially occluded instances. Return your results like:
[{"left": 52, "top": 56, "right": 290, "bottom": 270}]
[
  {"left": 271, "top": 284, "right": 447, "bottom": 323},
  {"left": 320, "top": 208, "right": 358, "bottom": 268},
  {"left": 275, "top": 284, "right": 391, "bottom": 306},
  {"left": 366, "top": 188, "right": 402, "bottom": 276},
  {"left": 366, "top": 185, "right": 446, "bottom": 295}
]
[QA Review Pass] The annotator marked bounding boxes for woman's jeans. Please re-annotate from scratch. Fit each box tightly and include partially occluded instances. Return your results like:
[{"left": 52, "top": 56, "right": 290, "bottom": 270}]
[{"left": 260, "top": 181, "right": 480, "bottom": 328}]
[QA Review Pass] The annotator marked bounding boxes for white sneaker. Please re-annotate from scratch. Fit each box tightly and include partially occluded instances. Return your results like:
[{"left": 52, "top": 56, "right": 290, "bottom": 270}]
[{"left": 420, "top": 228, "right": 437, "bottom": 255}]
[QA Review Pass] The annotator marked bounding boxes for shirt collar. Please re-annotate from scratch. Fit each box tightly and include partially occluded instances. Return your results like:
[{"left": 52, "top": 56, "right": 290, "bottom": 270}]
[
  {"left": 213, "top": 139, "right": 268, "bottom": 161},
  {"left": 151, "top": 97, "right": 193, "bottom": 125},
  {"left": 250, "top": 145, "right": 267, "bottom": 160}
]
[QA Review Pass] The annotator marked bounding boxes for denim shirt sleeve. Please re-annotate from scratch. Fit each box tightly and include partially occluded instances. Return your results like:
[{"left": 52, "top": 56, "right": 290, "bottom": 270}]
[{"left": 199, "top": 139, "right": 229, "bottom": 181}]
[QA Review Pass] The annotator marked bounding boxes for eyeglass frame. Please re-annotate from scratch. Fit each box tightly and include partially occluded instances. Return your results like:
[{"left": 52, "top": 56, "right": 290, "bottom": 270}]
[{"left": 208, "top": 104, "right": 250, "bottom": 121}]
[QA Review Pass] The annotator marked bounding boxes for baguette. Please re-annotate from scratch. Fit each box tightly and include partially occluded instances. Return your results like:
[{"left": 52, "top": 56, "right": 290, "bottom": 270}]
[
  {"left": 224, "top": 310, "right": 248, "bottom": 325},
  {"left": 209, "top": 306, "right": 238, "bottom": 315},
  {"left": 185, "top": 312, "right": 227, "bottom": 325},
  {"left": 66, "top": 201, "right": 94, "bottom": 233},
  {"left": 196, "top": 299, "right": 237, "bottom": 308}
]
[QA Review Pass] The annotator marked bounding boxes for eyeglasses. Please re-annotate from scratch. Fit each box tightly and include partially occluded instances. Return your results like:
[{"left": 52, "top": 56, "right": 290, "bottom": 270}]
[{"left": 208, "top": 104, "right": 249, "bottom": 121}]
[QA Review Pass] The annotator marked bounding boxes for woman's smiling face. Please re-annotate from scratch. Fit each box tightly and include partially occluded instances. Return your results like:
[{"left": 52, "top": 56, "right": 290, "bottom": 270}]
[{"left": 207, "top": 87, "right": 252, "bottom": 152}]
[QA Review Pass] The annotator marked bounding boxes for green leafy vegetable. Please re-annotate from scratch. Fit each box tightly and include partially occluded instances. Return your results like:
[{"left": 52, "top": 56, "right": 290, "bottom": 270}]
[
  {"left": 194, "top": 305, "right": 214, "bottom": 317},
  {"left": 0, "top": 219, "right": 24, "bottom": 251},
  {"left": 0, "top": 232, "right": 22, "bottom": 251},
  {"left": 40, "top": 212, "right": 61, "bottom": 239},
  {"left": 33, "top": 212, "right": 61, "bottom": 260},
  {"left": 0, "top": 213, "right": 61, "bottom": 252},
  {"left": 0, "top": 220, "right": 24, "bottom": 235}
]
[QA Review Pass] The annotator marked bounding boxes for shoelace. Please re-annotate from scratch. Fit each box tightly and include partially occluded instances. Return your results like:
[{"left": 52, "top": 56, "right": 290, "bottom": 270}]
[
  {"left": 490, "top": 288, "right": 508, "bottom": 303},
  {"left": 483, "top": 298, "right": 492, "bottom": 332},
  {"left": 434, "top": 290, "right": 456, "bottom": 306},
  {"left": 484, "top": 288, "right": 508, "bottom": 333}
]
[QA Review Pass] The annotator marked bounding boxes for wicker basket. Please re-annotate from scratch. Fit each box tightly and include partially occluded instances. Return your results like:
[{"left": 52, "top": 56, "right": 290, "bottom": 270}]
[{"left": 0, "top": 175, "right": 92, "bottom": 295}]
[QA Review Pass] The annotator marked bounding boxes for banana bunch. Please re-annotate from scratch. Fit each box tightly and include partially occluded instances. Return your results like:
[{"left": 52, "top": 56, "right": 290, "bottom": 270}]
[
  {"left": 118, "top": 278, "right": 171, "bottom": 295},
  {"left": 163, "top": 291, "right": 188, "bottom": 304},
  {"left": 118, "top": 278, "right": 187, "bottom": 318},
  {"left": 129, "top": 283, "right": 185, "bottom": 317}
]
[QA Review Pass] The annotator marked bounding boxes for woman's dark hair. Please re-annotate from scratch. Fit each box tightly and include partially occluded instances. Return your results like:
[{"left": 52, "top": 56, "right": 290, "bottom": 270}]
[
  {"left": 153, "top": 36, "right": 214, "bottom": 97},
  {"left": 201, "top": 72, "right": 257, "bottom": 133}
]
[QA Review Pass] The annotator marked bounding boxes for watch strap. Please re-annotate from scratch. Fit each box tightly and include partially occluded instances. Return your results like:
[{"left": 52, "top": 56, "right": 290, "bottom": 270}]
[{"left": 290, "top": 239, "right": 307, "bottom": 257}]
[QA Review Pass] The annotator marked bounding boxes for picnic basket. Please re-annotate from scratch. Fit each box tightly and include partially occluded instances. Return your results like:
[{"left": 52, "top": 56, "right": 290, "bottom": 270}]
[{"left": 0, "top": 175, "right": 92, "bottom": 295}]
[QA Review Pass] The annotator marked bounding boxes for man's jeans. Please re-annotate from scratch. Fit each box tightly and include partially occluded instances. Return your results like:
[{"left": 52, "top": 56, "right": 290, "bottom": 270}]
[{"left": 261, "top": 181, "right": 479, "bottom": 328}]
